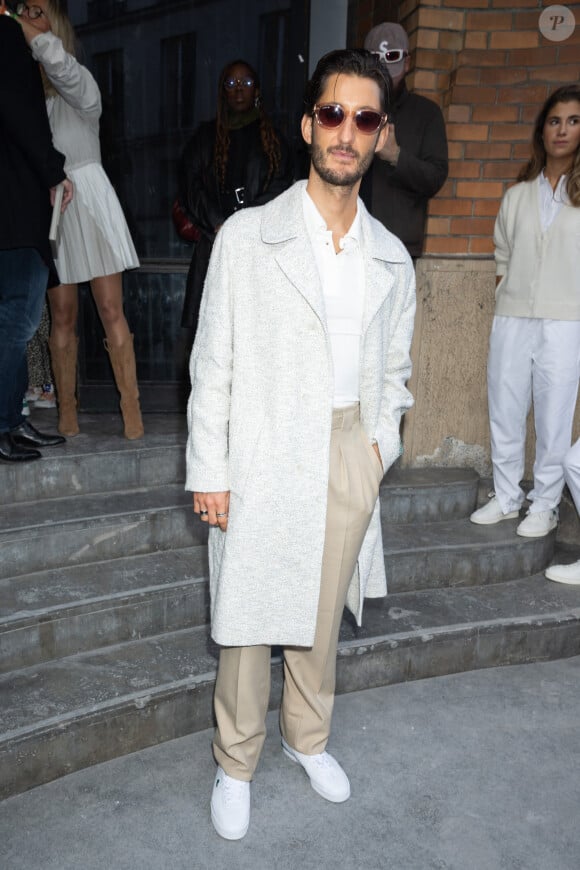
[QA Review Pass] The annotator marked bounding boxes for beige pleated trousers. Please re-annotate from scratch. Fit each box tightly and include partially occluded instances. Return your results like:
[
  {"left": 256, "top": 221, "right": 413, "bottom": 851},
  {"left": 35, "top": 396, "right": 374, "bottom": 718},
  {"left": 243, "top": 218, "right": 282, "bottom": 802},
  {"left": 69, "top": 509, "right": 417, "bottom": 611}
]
[{"left": 212, "top": 404, "right": 383, "bottom": 781}]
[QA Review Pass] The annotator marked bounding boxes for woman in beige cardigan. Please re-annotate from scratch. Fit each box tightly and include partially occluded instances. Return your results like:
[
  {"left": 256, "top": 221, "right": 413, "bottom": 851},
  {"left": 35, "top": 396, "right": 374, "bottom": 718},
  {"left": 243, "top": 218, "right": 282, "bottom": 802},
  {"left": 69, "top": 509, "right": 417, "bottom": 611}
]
[{"left": 471, "top": 85, "right": 580, "bottom": 536}]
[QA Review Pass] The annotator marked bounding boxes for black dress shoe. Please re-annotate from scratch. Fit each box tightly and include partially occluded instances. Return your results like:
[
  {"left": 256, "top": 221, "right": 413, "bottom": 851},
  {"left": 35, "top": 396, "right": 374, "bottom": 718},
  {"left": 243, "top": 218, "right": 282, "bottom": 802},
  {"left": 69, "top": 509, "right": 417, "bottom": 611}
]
[
  {"left": 10, "top": 420, "right": 66, "bottom": 448},
  {"left": 0, "top": 432, "right": 42, "bottom": 462}
]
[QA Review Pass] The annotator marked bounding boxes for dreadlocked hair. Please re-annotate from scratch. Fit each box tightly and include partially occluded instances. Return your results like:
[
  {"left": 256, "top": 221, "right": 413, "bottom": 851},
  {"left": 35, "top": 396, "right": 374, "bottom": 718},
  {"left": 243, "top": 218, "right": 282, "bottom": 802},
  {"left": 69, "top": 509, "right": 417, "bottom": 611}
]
[
  {"left": 517, "top": 84, "right": 580, "bottom": 208},
  {"left": 214, "top": 60, "right": 282, "bottom": 192}
]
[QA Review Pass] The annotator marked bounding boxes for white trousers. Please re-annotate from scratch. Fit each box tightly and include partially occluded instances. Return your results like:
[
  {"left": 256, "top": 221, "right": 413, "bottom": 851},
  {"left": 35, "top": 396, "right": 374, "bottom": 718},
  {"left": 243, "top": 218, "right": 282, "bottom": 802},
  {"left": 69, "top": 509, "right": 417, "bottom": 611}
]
[
  {"left": 563, "top": 439, "right": 580, "bottom": 514},
  {"left": 487, "top": 316, "right": 580, "bottom": 513}
]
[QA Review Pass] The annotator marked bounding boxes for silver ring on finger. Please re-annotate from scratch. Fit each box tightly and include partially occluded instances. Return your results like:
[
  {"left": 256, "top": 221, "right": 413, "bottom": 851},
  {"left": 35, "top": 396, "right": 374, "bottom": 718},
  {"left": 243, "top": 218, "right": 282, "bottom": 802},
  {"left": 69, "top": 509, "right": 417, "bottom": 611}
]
[{"left": 216, "top": 512, "right": 228, "bottom": 518}]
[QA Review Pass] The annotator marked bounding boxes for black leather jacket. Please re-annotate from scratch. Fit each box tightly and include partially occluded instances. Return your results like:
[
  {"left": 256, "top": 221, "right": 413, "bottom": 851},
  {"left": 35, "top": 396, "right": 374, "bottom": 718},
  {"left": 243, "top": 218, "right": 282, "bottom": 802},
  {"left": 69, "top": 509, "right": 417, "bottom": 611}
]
[{"left": 179, "top": 118, "right": 293, "bottom": 330}]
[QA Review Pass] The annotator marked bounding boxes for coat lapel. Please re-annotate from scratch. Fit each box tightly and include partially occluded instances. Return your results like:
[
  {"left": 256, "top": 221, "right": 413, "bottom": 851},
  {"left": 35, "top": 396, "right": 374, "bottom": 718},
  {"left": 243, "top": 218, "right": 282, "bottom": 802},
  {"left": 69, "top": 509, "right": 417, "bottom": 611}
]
[
  {"left": 359, "top": 200, "right": 409, "bottom": 336},
  {"left": 260, "top": 182, "right": 326, "bottom": 329}
]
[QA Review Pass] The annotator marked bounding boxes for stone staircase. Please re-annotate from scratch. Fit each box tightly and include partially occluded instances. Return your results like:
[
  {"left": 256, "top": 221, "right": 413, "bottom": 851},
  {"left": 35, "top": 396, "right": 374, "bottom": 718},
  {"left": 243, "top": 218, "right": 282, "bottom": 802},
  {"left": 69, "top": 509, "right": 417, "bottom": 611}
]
[{"left": 1, "top": 411, "right": 580, "bottom": 800}]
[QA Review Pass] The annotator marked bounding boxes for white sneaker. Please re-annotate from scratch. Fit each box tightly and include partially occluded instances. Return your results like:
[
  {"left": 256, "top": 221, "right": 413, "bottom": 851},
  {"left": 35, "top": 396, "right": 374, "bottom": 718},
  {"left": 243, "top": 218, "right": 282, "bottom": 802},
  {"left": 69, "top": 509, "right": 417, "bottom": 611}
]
[
  {"left": 545, "top": 559, "right": 580, "bottom": 585},
  {"left": 470, "top": 495, "right": 519, "bottom": 525},
  {"left": 210, "top": 766, "right": 250, "bottom": 840},
  {"left": 516, "top": 508, "right": 558, "bottom": 538},
  {"left": 281, "top": 738, "right": 350, "bottom": 803}
]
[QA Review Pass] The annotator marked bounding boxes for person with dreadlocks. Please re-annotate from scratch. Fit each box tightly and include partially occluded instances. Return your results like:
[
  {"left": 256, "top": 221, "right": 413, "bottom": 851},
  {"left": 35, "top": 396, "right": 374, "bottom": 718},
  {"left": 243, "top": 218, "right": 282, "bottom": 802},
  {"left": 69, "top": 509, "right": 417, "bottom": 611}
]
[{"left": 179, "top": 59, "right": 293, "bottom": 335}]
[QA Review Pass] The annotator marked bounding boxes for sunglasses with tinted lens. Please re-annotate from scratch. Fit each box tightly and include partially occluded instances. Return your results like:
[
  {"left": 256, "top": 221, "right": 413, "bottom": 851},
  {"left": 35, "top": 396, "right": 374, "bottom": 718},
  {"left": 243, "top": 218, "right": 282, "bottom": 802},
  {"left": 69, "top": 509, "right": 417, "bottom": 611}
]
[
  {"left": 372, "top": 48, "right": 408, "bottom": 64},
  {"left": 16, "top": 2, "right": 44, "bottom": 18},
  {"left": 224, "top": 77, "right": 254, "bottom": 90},
  {"left": 313, "top": 103, "right": 387, "bottom": 135}
]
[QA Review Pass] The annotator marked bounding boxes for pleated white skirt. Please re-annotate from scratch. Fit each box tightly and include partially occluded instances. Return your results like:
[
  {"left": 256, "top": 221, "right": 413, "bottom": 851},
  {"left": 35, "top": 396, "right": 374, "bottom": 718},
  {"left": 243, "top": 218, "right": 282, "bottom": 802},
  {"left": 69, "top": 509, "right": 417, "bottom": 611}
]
[{"left": 54, "top": 162, "right": 139, "bottom": 284}]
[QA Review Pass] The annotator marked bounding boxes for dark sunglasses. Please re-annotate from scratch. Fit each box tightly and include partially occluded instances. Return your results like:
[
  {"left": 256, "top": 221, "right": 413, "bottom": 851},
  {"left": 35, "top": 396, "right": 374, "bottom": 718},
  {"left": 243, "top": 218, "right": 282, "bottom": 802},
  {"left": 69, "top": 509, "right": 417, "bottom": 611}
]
[
  {"left": 223, "top": 77, "right": 254, "bottom": 90},
  {"left": 16, "top": 2, "right": 44, "bottom": 19},
  {"left": 313, "top": 103, "right": 387, "bottom": 135}
]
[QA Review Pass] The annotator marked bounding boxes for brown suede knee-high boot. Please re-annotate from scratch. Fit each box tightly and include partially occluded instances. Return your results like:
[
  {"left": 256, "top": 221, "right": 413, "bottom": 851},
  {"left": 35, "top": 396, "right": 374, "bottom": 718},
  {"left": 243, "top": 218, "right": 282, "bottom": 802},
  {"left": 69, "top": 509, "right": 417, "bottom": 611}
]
[
  {"left": 104, "top": 334, "right": 144, "bottom": 440},
  {"left": 48, "top": 336, "right": 80, "bottom": 436}
]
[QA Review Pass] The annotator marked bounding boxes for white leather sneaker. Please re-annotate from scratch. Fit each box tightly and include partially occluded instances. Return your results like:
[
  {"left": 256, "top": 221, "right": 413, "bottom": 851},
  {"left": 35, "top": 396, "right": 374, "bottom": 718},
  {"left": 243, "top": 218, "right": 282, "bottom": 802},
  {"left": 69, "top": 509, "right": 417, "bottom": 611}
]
[
  {"left": 516, "top": 508, "right": 558, "bottom": 538},
  {"left": 545, "top": 559, "right": 580, "bottom": 585},
  {"left": 470, "top": 495, "right": 519, "bottom": 525},
  {"left": 210, "top": 766, "right": 250, "bottom": 840},
  {"left": 281, "top": 738, "right": 350, "bottom": 803}
]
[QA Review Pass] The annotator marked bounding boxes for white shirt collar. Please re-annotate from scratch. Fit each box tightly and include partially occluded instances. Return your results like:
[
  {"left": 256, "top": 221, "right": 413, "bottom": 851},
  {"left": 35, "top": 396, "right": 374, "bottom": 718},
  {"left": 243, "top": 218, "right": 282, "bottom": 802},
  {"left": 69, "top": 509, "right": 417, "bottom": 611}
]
[{"left": 302, "top": 186, "right": 362, "bottom": 250}]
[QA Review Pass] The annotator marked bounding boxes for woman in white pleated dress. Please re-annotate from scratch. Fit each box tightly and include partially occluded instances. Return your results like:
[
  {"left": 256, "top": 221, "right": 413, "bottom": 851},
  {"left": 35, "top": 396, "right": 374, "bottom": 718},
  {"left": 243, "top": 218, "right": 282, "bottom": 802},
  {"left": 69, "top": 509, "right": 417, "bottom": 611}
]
[{"left": 19, "top": 0, "right": 143, "bottom": 439}]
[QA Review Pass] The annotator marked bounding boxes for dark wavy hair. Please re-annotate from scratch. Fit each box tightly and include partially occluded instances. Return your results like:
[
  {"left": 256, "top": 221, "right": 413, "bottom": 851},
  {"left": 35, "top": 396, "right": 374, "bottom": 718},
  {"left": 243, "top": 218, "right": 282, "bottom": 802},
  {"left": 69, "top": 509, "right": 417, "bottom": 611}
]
[
  {"left": 214, "top": 59, "right": 281, "bottom": 191},
  {"left": 518, "top": 84, "right": 580, "bottom": 207},
  {"left": 304, "top": 48, "right": 392, "bottom": 117}
]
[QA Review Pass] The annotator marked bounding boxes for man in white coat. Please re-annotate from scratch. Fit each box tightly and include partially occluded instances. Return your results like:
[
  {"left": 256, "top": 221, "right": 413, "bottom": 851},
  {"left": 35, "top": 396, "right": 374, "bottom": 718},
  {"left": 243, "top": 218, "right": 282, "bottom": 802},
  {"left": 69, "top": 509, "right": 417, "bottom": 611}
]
[{"left": 186, "top": 48, "right": 416, "bottom": 840}]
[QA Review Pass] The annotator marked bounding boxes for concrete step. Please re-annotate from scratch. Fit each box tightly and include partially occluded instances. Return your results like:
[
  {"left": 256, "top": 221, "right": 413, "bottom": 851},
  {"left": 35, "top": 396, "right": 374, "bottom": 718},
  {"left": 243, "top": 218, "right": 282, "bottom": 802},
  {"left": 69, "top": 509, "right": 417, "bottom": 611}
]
[
  {"left": 0, "top": 412, "right": 187, "bottom": 505},
  {"left": 0, "top": 513, "right": 549, "bottom": 671},
  {"left": 384, "top": 517, "right": 555, "bottom": 593},
  {"left": 0, "top": 467, "right": 478, "bottom": 581},
  {"left": 0, "top": 547, "right": 209, "bottom": 673},
  {"left": 2, "top": 574, "right": 579, "bottom": 799},
  {"left": 379, "top": 466, "right": 478, "bottom": 522},
  {"left": 0, "top": 484, "right": 205, "bottom": 580}
]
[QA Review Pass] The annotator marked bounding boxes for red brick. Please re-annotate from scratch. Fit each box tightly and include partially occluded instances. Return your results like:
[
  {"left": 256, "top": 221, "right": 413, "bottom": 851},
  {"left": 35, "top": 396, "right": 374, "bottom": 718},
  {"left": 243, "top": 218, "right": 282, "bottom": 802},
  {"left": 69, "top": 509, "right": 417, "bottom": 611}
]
[
  {"left": 514, "top": 10, "right": 545, "bottom": 29},
  {"left": 448, "top": 142, "right": 465, "bottom": 159},
  {"left": 491, "top": 0, "right": 538, "bottom": 7},
  {"left": 513, "top": 143, "right": 532, "bottom": 160},
  {"left": 413, "top": 70, "right": 439, "bottom": 90},
  {"left": 448, "top": 104, "right": 471, "bottom": 123},
  {"left": 448, "top": 160, "right": 481, "bottom": 178},
  {"left": 466, "top": 10, "right": 511, "bottom": 29},
  {"left": 490, "top": 123, "right": 533, "bottom": 141},
  {"left": 439, "top": 31, "right": 464, "bottom": 51},
  {"left": 498, "top": 84, "right": 549, "bottom": 105},
  {"left": 450, "top": 86, "right": 497, "bottom": 103},
  {"left": 465, "top": 142, "right": 511, "bottom": 159},
  {"left": 453, "top": 67, "right": 481, "bottom": 85},
  {"left": 508, "top": 46, "right": 558, "bottom": 66},
  {"left": 469, "top": 237, "right": 495, "bottom": 255},
  {"left": 418, "top": 7, "right": 465, "bottom": 29},
  {"left": 424, "top": 237, "right": 470, "bottom": 255},
  {"left": 416, "top": 48, "right": 456, "bottom": 70},
  {"left": 427, "top": 217, "right": 451, "bottom": 236},
  {"left": 447, "top": 123, "right": 489, "bottom": 142},
  {"left": 437, "top": 179, "right": 456, "bottom": 198},
  {"left": 479, "top": 67, "right": 528, "bottom": 86},
  {"left": 429, "top": 198, "right": 473, "bottom": 216},
  {"left": 457, "top": 49, "right": 508, "bottom": 67},
  {"left": 521, "top": 104, "right": 542, "bottom": 123},
  {"left": 528, "top": 65, "right": 580, "bottom": 83},
  {"left": 465, "top": 32, "right": 488, "bottom": 50},
  {"left": 482, "top": 161, "right": 521, "bottom": 179},
  {"left": 559, "top": 44, "right": 580, "bottom": 63},
  {"left": 456, "top": 180, "right": 505, "bottom": 198},
  {"left": 474, "top": 199, "right": 502, "bottom": 216},
  {"left": 490, "top": 31, "right": 539, "bottom": 50},
  {"left": 444, "top": 0, "right": 489, "bottom": 6},
  {"left": 450, "top": 216, "right": 495, "bottom": 235},
  {"left": 416, "top": 29, "right": 440, "bottom": 49},
  {"left": 472, "top": 105, "right": 519, "bottom": 123}
]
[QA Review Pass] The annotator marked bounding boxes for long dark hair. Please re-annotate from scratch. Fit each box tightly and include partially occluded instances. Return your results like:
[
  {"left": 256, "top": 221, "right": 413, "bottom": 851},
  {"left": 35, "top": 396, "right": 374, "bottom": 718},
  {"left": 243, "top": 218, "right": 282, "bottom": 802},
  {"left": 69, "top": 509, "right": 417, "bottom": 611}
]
[
  {"left": 214, "top": 59, "right": 281, "bottom": 191},
  {"left": 518, "top": 84, "right": 580, "bottom": 207}
]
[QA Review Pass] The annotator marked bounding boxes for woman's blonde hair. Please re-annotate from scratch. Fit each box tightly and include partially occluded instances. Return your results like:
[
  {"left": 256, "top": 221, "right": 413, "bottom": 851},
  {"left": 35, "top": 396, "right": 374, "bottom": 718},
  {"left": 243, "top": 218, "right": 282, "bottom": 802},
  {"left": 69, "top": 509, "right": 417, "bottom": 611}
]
[{"left": 40, "top": 0, "right": 77, "bottom": 97}]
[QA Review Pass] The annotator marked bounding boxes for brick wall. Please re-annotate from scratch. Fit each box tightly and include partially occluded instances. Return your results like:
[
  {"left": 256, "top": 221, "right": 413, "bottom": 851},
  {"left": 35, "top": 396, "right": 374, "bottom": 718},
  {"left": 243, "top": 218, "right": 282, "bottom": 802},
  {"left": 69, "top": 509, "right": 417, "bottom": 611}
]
[{"left": 349, "top": 0, "right": 580, "bottom": 257}]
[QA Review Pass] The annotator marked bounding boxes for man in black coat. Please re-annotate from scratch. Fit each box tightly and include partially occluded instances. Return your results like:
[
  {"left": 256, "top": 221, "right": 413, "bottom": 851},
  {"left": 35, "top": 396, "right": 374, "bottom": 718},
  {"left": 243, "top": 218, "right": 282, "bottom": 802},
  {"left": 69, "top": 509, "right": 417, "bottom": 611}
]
[
  {"left": 0, "top": 10, "right": 72, "bottom": 462},
  {"left": 361, "top": 22, "right": 448, "bottom": 259}
]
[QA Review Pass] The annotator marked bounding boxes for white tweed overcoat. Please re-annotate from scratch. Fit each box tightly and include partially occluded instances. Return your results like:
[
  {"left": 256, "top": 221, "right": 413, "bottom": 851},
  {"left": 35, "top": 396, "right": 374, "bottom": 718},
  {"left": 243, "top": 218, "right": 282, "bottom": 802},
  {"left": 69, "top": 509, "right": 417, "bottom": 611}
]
[{"left": 185, "top": 180, "right": 415, "bottom": 647}]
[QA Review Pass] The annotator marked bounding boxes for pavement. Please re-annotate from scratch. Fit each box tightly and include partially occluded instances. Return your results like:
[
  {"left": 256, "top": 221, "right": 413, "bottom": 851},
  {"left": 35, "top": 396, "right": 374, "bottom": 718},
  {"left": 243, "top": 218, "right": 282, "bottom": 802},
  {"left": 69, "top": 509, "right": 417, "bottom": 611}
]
[{"left": 1, "top": 656, "right": 579, "bottom": 870}]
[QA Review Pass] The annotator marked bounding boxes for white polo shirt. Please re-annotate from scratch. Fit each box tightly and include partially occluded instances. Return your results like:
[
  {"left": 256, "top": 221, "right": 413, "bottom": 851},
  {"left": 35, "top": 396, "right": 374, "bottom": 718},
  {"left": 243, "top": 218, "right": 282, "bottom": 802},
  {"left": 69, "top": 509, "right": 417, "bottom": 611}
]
[{"left": 302, "top": 188, "right": 365, "bottom": 407}]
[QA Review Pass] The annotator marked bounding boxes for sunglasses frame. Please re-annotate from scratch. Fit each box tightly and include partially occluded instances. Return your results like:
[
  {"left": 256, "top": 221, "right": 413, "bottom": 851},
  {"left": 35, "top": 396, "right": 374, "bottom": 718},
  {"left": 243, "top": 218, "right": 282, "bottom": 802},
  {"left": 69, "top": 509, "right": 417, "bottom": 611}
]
[
  {"left": 223, "top": 77, "right": 255, "bottom": 91},
  {"left": 313, "top": 103, "right": 387, "bottom": 135},
  {"left": 16, "top": 2, "right": 44, "bottom": 18},
  {"left": 371, "top": 48, "right": 409, "bottom": 64}
]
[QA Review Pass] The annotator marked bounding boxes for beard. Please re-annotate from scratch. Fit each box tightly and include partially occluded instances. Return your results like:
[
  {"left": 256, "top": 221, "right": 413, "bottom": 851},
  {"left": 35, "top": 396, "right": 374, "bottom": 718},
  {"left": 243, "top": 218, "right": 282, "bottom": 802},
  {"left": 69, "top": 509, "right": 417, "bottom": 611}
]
[{"left": 310, "top": 142, "right": 376, "bottom": 188}]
